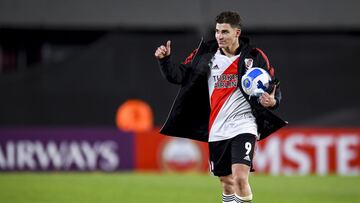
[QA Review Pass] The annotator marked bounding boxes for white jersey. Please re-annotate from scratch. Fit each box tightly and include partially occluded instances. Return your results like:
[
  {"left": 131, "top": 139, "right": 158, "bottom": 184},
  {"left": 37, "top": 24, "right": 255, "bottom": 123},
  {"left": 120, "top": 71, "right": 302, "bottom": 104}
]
[{"left": 208, "top": 50, "right": 258, "bottom": 142}]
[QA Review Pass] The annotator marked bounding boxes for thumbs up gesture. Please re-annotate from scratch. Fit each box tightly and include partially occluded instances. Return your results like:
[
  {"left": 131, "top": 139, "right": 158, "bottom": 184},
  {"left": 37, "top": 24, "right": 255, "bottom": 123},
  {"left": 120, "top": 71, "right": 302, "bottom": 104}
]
[{"left": 154, "top": 40, "right": 171, "bottom": 59}]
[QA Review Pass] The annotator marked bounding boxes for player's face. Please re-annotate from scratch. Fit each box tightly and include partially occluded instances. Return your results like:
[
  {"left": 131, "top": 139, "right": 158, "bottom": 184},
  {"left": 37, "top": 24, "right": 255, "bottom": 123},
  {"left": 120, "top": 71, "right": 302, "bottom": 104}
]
[{"left": 215, "top": 23, "right": 241, "bottom": 49}]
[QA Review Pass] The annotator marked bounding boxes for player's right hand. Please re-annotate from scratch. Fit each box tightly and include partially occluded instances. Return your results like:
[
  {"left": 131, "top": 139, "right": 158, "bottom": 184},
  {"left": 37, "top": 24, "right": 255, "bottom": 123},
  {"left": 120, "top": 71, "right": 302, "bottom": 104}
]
[{"left": 154, "top": 40, "right": 171, "bottom": 59}]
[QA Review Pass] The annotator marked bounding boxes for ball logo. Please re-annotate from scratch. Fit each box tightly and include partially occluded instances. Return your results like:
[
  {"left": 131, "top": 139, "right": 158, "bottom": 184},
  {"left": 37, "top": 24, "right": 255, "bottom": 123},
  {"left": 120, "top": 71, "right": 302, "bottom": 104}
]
[
  {"left": 159, "top": 138, "right": 202, "bottom": 172},
  {"left": 242, "top": 78, "right": 252, "bottom": 89}
]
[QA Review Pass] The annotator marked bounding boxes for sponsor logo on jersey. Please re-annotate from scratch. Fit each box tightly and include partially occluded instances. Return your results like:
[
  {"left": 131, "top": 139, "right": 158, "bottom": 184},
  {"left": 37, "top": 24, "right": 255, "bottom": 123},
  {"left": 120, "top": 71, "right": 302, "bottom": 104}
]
[{"left": 212, "top": 64, "right": 219, "bottom": 70}]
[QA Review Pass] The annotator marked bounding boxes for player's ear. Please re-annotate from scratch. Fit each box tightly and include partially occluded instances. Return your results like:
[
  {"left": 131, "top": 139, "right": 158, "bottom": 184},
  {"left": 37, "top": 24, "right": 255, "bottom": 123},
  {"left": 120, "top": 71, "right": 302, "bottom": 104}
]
[{"left": 236, "top": 28, "right": 241, "bottom": 38}]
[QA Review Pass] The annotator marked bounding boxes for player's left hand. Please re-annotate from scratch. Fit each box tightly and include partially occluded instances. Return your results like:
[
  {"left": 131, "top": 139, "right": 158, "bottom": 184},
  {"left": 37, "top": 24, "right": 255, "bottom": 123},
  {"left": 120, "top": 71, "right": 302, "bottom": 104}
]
[{"left": 259, "top": 85, "right": 277, "bottom": 108}]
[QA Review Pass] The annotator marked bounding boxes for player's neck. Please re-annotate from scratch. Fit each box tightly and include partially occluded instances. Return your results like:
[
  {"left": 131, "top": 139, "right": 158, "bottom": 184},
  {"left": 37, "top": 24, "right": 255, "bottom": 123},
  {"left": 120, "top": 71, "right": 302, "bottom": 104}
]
[{"left": 221, "top": 42, "right": 240, "bottom": 57}]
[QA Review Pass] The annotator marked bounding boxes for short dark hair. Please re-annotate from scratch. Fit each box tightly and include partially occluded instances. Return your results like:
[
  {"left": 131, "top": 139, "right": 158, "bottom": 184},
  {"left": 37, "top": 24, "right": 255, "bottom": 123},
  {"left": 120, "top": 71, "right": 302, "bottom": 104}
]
[{"left": 215, "top": 11, "right": 242, "bottom": 29}]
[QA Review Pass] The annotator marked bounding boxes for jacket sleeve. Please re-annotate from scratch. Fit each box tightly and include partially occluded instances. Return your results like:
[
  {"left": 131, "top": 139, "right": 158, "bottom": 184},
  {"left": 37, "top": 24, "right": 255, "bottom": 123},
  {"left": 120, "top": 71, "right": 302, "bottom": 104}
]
[
  {"left": 158, "top": 49, "right": 198, "bottom": 85},
  {"left": 252, "top": 48, "right": 282, "bottom": 110}
]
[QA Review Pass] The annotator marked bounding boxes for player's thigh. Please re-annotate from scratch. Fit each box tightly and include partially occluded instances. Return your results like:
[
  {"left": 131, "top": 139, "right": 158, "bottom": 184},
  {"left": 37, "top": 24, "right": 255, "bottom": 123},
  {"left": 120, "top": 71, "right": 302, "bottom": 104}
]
[{"left": 232, "top": 163, "right": 250, "bottom": 180}]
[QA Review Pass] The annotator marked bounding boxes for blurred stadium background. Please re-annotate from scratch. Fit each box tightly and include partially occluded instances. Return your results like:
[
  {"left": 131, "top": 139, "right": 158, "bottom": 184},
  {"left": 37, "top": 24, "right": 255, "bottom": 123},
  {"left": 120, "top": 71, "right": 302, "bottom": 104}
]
[{"left": 0, "top": 0, "right": 359, "bottom": 202}]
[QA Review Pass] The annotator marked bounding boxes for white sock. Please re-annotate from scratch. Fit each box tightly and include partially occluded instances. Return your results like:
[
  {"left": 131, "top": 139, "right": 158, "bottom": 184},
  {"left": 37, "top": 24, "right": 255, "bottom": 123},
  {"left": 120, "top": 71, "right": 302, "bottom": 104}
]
[
  {"left": 222, "top": 193, "right": 236, "bottom": 203},
  {"left": 234, "top": 194, "right": 253, "bottom": 202}
]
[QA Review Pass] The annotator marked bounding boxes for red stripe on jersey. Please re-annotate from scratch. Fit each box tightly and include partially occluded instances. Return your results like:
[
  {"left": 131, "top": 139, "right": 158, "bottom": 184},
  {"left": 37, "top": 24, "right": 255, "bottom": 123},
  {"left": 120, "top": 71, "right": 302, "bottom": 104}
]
[{"left": 208, "top": 58, "right": 239, "bottom": 132}]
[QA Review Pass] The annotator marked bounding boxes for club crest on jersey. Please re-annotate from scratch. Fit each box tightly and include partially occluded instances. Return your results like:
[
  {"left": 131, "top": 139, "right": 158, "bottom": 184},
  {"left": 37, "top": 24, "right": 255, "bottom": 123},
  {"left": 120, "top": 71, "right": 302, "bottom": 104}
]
[{"left": 244, "top": 58, "right": 254, "bottom": 69}]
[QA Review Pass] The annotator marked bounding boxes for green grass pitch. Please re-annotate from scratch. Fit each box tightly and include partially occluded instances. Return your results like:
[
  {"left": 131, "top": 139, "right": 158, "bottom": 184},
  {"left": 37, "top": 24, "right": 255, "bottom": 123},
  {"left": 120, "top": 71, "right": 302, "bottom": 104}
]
[{"left": 0, "top": 172, "right": 359, "bottom": 203}]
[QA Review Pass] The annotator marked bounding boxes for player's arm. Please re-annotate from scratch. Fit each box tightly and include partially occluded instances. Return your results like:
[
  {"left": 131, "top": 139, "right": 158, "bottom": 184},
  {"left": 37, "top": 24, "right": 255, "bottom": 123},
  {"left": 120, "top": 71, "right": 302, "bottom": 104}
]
[
  {"left": 252, "top": 48, "right": 281, "bottom": 109},
  {"left": 155, "top": 40, "right": 191, "bottom": 85}
]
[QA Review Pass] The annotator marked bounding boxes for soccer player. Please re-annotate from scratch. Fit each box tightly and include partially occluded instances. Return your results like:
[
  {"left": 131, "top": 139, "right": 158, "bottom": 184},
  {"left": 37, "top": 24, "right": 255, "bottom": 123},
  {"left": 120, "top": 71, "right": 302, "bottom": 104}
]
[{"left": 154, "top": 11, "right": 286, "bottom": 203}]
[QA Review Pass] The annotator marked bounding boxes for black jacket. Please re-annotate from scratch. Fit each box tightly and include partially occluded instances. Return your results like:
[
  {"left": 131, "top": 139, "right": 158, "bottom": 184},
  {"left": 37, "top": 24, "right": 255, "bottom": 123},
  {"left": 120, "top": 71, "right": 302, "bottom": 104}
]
[{"left": 158, "top": 37, "right": 287, "bottom": 142}]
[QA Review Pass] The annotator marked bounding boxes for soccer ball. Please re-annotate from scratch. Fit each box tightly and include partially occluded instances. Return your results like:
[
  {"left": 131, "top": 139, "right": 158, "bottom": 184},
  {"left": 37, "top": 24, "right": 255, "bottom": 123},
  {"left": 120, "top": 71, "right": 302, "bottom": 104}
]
[{"left": 241, "top": 67, "right": 272, "bottom": 97}]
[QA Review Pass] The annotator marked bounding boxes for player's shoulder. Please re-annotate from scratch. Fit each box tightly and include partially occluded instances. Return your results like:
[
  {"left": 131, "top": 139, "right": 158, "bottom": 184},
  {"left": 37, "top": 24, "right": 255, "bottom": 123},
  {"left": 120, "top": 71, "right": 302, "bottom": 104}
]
[
  {"left": 247, "top": 47, "right": 268, "bottom": 58},
  {"left": 247, "top": 47, "right": 271, "bottom": 66}
]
